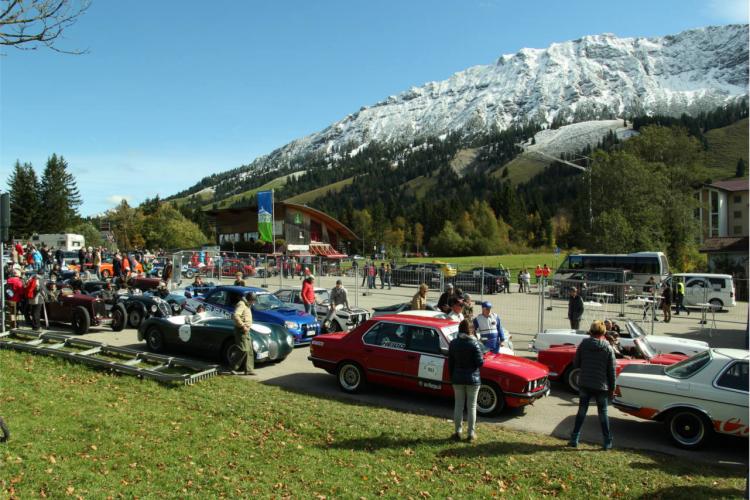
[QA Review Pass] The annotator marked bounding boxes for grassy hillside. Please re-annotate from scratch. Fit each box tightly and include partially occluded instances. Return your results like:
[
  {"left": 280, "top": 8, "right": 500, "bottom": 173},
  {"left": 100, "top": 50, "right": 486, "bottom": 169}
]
[
  {"left": 284, "top": 177, "right": 354, "bottom": 204},
  {"left": 210, "top": 172, "right": 301, "bottom": 209},
  {"left": 704, "top": 118, "right": 749, "bottom": 179},
  {"left": 490, "top": 153, "right": 551, "bottom": 185},
  {"left": 169, "top": 188, "right": 215, "bottom": 207}
]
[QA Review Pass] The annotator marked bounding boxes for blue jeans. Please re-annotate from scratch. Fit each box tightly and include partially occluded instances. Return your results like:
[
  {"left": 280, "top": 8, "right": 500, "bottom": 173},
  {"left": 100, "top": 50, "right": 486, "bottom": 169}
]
[
  {"left": 304, "top": 302, "right": 315, "bottom": 316},
  {"left": 570, "top": 387, "right": 612, "bottom": 447},
  {"left": 453, "top": 384, "right": 480, "bottom": 435}
]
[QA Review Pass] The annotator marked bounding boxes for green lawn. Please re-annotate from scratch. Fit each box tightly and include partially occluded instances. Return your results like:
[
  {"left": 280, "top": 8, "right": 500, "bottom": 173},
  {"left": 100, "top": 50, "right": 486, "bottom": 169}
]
[
  {"left": 285, "top": 176, "right": 354, "bottom": 204},
  {"left": 704, "top": 118, "right": 749, "bottom": 180},
  {"left": 1, "top": 351, "right": 744, "bottom": 498},
  {"left": 407, "top": 252, "right": 561, "bottom": 272}
]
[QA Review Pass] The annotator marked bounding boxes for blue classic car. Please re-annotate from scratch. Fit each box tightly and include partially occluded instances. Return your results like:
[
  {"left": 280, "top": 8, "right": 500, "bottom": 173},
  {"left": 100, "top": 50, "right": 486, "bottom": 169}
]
[{"left": 184, "top": 285, "right": 320, "bottom": 345}]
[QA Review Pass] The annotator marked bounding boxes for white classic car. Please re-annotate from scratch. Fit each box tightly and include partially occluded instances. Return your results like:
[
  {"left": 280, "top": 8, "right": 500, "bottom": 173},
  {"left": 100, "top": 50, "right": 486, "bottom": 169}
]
[
  {"left": 529, "top": 320, "right": 709, "bottom": 356},
  {"left": 613, "top": 348, "right": 749, "bottom": 449},
  {"left": 273, "top": 286, "right": 370, "bottom": 333}
]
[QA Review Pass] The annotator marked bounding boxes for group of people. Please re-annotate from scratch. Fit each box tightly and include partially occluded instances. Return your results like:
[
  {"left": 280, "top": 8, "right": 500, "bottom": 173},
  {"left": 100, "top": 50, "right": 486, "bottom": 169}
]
[{"left": 358, "top": 261, "right": 393, "bottom": 290}]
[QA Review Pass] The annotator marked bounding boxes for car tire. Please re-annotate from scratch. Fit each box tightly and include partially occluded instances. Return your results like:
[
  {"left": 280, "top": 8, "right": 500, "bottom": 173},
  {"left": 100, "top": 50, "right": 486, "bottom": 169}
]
[
  {"left": 477, "top": 381, "right": 505, "bottom": 416},
  {"left": 101, "top": 269, "right": 111, "bottom": 279},
  {"left": 155, "top": 269, "right": 163, "bottom": 278},
  {"left": 111, "top": 303, "right": 127, "bottom": 332},
  {"left": 328, "top": 320, "right": 343, "bottom": 333},
  {"left": 564, "top": 367, "right": 581, "bottom": 393},
  {"left": 184, "top": 270, "right": 195, "bottom": 279},
  {"left": 709, "top": 298, "right": 724, "bottom": 312},
  {"left": 145, "top": 327, "right": 165, "bottom": 353},
  {"left": 337, "top": 362, "right": 366, "bottom": 393},
  {"left": 72, "top": 306, "right": 91, "bottom": 335},
  {"left": 666, "top": 409, "right": 712, "bottom": 449},
  {"left": 221, "top": 339, "right": 244, "bottom": 368},
  {"left": 128, "top": 307, "right": 144, "bottom": 329}
]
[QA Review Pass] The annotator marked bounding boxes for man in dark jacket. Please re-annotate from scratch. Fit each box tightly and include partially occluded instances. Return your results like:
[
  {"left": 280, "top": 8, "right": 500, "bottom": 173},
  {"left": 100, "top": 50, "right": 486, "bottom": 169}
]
[
  {"left": 568, "top": 320, "right": 616, "bottom": 450},
  {"left": 448, "top": 319, "right": 484, "bottom": 442},
  {"left": 437, "top": 283, "right": 455, "bottom": 313},
  {"left": 567, "top": 287, "right": 584, "bottom": 329}
]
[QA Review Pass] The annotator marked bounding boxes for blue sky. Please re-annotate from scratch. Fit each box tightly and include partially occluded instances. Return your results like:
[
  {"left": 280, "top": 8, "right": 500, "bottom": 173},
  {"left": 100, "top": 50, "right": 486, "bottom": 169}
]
[{"left": 1, "top": 0, "right": 747, "bottom": 215}]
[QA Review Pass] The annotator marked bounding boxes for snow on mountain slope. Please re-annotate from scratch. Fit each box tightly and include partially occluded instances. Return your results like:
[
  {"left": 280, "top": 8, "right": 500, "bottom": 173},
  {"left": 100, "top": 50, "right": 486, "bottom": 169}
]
[
  {"left": 528, "top": 120, "right": 637, "bottom": 157},
  {"left": 184, "top": 24, "right": 749, "bottom": 196}
]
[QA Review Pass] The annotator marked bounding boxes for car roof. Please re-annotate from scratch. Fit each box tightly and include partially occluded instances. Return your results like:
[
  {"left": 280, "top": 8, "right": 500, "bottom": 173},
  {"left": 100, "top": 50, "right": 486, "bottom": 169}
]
[
  {"left": 276, "top": 287, "right": 328, "bottom": 292},
  {"left": 216, "top": 285, "right": 268, "bottom": 294},
  {"left": 373, "top": 314, "right": 457, "bottom": 327},
  {"left": 673, "top": 273, "right": 733, "bottom": 279},
  {"left": 713, "top": 348, "right": 749, "bottom": 360}
]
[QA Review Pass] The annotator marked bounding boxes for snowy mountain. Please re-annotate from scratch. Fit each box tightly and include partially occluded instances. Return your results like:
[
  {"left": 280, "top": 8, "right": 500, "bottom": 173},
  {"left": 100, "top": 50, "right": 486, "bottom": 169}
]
[{"left": 177, "top": 24, "right": 748, "bottom": 199}]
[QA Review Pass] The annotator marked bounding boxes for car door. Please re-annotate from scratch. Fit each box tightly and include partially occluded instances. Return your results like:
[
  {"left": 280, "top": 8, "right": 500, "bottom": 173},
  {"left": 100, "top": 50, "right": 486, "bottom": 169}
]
[
  {"left": 711, "top": 360, "right": 749, "bottom": 437},
  {"left": 360, "top": 322, "right": 411, "bottom": 386},
  {"left": 401, "top": 325, "right": 451, "bottom": 395},
  {"left": 685, "top": 278, "right": 707, "bottom": 306}
]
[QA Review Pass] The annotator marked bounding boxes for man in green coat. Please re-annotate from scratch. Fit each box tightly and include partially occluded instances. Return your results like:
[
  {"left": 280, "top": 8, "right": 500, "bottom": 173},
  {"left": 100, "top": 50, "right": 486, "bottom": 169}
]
[{"left": 232, "top": 292, "right": 256, "bottom": 375}]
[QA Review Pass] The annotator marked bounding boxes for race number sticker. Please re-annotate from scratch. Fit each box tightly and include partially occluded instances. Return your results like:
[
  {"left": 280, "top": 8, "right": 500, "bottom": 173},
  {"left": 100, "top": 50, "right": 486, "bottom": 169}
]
[
  {"left": 418, "top": 355, "right": 445, "bottom": 382},
  {"left": 178, "top": 324, "right": 191, "bottom": 342}
]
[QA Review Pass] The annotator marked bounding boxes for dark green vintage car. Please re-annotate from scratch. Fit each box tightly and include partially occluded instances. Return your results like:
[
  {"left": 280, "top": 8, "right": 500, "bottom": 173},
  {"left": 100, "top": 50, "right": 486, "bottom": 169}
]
[{"left": 137, "top": 312, "right": 294, "bottom": 366}]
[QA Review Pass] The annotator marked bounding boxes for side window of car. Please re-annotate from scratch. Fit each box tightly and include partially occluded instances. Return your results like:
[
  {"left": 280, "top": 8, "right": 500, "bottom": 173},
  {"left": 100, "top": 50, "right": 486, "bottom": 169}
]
[
  {"left": 292, "top": 293, "right": 304, "bottom": 304},
  {"left": 716, "top": 361, "right": 749, "bottom": 392},
  {"left": 276, "top": 290, "right": 292, "bottom": 302},
  {"left": 205, "top": 291, "right": 226, "bottom": 305},
  {"left": 686, "top": 279, "right": 704, "bottom": 289},
  {"left": 363, "top": 322, "right": 407, "bottom": 349},
  {"left": 407, "top": 327, "right": 442, "bottom": 355}
]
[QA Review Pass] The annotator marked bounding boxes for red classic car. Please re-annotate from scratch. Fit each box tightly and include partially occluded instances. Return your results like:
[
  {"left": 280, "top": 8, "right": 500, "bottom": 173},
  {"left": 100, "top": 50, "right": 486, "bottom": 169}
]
[
  {"left": 220, "top": 259, "right": 256, "bottom": 278},
  {"left": 308, "top": 314, "right": 550, "bottom": 416},
  {"left": 537, "top": 338, "right": 687, "bottom": 392},
  {"left": 42, "top": 287, "right": 127, "bottom": 334}
]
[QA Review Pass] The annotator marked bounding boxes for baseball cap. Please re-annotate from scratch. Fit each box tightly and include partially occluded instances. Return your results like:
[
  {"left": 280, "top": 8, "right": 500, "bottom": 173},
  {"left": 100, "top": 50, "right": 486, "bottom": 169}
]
[{"left": 481, "top": 301, "right": 492, "bottom": 309}]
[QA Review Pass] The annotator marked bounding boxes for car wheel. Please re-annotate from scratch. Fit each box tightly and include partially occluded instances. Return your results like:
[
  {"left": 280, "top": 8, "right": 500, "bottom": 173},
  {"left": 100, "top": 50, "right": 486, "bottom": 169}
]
[
  {"left": 565, "top": 367, "right": 581, "bottom": 393},
  {"left": 329, "top": 320, "right": 344, "bottom": 333},
  {"left": 337, "top": 362, "right": 366, "bottom": 393},
  {"left": 145, "top": 327, "right": 165, "bottom": 353},
  {"left": 184, "top": 270, "right": 195, "bottom": 279},
  {"left": 155, "top": 269, "right": 163, "bottom": 278},
  {"left": 111, "top": 303, "right": 127, "bottom": 332},
  {"left": 128, "top": 307, "right": 144, "bottom": 328},
  {"left": 709, "top": 298, "right": 723, "bottom": 312},
  {"left": 666, "top": 409, "right": 712, "bottom": 449},
  {"left": 477, "top": 381, "right": 505, "bottom": 416},
  {"left": 72, "top": 306, "right": 91, "bottom": 335},
  {"left": 101, "top": 270, "right": 111, "bottom": 279},
  {"left": 221, "top": 339, "right": 244, "bottom": 367}
]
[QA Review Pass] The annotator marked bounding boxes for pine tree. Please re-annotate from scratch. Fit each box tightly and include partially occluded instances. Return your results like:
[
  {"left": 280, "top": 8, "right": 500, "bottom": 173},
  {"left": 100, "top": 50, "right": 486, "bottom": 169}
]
[
  {"left": 6, "top": 160, "right": 40, "bottom": 239},
  {"left": 39, "top": 154, "right": 82, "bottom": 232},
  {"left": 736, "top": 158, "right": 746, "bottom": 178}
]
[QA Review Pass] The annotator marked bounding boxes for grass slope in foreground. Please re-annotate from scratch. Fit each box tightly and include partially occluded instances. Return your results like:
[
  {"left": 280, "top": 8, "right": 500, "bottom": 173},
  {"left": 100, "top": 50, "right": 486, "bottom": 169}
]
[{"left": 0, "top": 351, "right": 745, "bottom": 498}]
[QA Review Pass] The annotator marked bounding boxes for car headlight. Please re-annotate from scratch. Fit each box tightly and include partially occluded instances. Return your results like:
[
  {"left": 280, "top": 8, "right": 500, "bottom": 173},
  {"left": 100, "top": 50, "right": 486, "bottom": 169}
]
[
  {"left": 150, "top": 305, "right": 158, "bottom": 313},
  {"left": 284, "top": 321, "right": 299, "bottom": 330},
  {"left": 287, "top": 334, "right": 295, "bottom": 346},
  {"left": 252, "top": 340, "right": 260, "bottom": 352}
]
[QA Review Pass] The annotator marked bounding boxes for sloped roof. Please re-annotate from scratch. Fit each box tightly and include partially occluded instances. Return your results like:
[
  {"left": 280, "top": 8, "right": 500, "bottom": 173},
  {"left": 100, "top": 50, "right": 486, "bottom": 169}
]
[
  {"left": 708, "top": 179, "right": 748, "bottom": 192},
  {"left": 699, "top": 237, "right": 749, "bottom": 253}
]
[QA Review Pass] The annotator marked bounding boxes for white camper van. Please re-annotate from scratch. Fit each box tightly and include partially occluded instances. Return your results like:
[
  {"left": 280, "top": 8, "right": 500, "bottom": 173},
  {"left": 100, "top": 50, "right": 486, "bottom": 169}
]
[
  {"left": 670, "top": 273, "right": 737, "bottom": 311},
  {"left": 30, "top": 233, "right": 85, "bottom": 252}
]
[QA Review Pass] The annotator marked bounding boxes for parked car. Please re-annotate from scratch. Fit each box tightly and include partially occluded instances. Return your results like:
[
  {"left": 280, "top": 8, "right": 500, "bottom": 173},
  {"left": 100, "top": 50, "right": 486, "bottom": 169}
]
[
  {"left": 308, "top": 315, "right": 550, "bottom": 416},
  {"left": 666, "top": 273, "right": 737, "bottom": 311},
  {"left": 390, "top": 264, "right": 443, "bottom": 289},
  {"left": 471, "top": 267, "right": 511, "bottom": 293},
  {"left": 41, "top": 284, "right": 127, "bottom": 334},
  {"left": 371, "top": 301, "right": 439, "bottom": 317},
  {"left": 613, "top": 348, "right": 749, "bottom": 449},
  {"left": 273, "top": 286, "right": 370, "bottom": 333},
  {"left": 548, "top": 269, "right": 634, "bottom": 303},
  {"left": 537, "top": 338, "right": 687, "bottom": 392},
  {"left": 120, "top": 292, "right": 183, "bottom": 328},
  {"left": 138, "top": 312, "right": 294, "bottom": 366},
  {"left": 529, "top": 320, "right": 709, "bottom": 357},
  {"left": 450, "top": 270, "right": 501, "bottom": 294},
  {"left": 220, "top": 259, "right": 256, "bottom": 279},
  {"left": 183, "top": 285, "right": 320, "bottom": 345}
]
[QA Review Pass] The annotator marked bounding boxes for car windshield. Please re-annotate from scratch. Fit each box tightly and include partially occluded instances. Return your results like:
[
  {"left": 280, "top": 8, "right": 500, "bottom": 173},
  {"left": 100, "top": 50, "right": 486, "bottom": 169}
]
[
  {"left": 315, "top": 290, "right": 330, "bottom": 303},
  {"left": 188, "top": 311, "right": 224, "bottom": 324},
  {"left": 627, "top": 321, "right": 644, "bottom": 339},
  {"left": 441, "top": 325, "right": 490, "bottom": 355},
  {"left": 253, "top": 293, "right": 286, "bottom": 311},
  {"left": 665, "top": 350, "right": 712, "bottom": 379}
]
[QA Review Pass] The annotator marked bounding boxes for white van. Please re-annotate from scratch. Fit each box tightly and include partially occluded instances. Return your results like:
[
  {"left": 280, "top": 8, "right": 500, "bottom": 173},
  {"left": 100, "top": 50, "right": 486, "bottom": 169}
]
[{"left": 670, "top": 273, "right": 736, "bottom": 311}]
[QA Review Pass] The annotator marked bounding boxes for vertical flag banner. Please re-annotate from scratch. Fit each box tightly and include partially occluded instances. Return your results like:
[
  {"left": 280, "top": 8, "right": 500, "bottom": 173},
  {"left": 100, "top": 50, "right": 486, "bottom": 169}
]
[{"left": 257, "top": 190, "right": 274, "bottom": 243}]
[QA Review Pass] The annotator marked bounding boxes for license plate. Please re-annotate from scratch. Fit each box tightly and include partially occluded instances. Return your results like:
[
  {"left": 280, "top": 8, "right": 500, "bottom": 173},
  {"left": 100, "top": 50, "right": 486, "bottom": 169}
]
[{"left": 306, "top": 330, "right": 316, "bottom": 337}]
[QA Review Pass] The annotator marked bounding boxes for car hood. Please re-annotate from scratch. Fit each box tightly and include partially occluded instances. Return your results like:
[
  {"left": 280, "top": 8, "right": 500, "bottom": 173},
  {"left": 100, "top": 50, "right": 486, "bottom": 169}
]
[
  {"left": 647, "top": 336, "right": 710, "bottom": 349},
  {"left": 618, "top": 363, "right": 667, "bottom": 377},
  {"left": 482, "top": 353, "right": 549, "bottom": 379},
  {"left": 256, "top": 307, "right": 316, "bottom": 324}
]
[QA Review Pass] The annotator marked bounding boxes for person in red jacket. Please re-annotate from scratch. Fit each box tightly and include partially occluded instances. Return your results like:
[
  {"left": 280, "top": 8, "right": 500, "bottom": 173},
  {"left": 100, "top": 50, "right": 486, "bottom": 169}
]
[
  {"left": 5, "top": 269, "right": 25, "bottom": 329},
  {"left": 534, "top": 265, "right": 543, "bottom": 285},
  {"left": 301, "top": 275, "right": 316, "bottom": 316}
]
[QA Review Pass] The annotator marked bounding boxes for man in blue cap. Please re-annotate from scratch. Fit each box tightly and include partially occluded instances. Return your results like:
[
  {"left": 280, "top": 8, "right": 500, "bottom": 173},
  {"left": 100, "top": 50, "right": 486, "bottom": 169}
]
[{"left": 473, "top": 301, "right": 507, "bottom": 354}]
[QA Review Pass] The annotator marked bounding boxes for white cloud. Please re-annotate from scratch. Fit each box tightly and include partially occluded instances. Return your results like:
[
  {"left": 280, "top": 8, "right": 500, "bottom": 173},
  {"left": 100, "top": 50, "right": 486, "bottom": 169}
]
[
  {"left": 106, "top": 194, "right": 132, "bottom": 205},
  {"left": 705, "top": 0, "right": 749, "bottom": 23}
]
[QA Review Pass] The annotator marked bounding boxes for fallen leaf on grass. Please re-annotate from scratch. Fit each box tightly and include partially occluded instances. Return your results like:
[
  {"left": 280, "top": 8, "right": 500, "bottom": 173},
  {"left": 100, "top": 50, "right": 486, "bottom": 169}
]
[{"left": 66, "top": 486, "right": 75, "bottom": 495}]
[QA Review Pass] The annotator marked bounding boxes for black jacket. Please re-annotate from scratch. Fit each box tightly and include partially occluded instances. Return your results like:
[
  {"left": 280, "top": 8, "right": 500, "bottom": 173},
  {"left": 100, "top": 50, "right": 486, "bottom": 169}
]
[
  {"left": 573, "top": 336, "right": 616, "bottom": 392},
  {"left": 437, "top": 291, "right": 452, "bottom": 313},
  {"left": 448, "top": 334, "right": 484, "bottom": 385},
  {"left": 568, "top": 294, "right": 584, "bottom": 321}
]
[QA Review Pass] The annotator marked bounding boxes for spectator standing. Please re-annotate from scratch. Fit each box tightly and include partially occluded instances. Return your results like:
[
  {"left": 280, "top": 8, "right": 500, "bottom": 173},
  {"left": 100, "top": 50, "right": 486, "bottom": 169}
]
[
  {"left": 25, "top": 273, "right": 43, "bottom": 331},
  {"left": 461, "top": 293, "right": 475, "bottom": 322},
  {"left": 568, "top": 287, "right": 584, "bottom": 329},
  {"left": 78, "top": 247, "right": 86, "bottom": 269},
  {"left": 368, "top": 263, "right": 376, "bottom": 289},
  {"left": 92, "top": 248, "right": 102, "bottom": 280},
  {"left": 661, "top": 281, "right": 672, "bottom": 323},
  {"left": 411, "top": 283, "right": 429, "bottom": 310},
  {"left": 5, "top": 269, "right": 24, "bottom": 329},
  {"left": 522, "top": 269, "right": 531, "bottom": 293},
  {"left": 674, "top": 278, "right": 689, "bottom": 315},
  {"left": 234, "top": 272, "right": 246, "bottom": 287},
  {"left": 384, "top": 262, "right": 392, "bottom": 290},
  {"left": 378, "top": 263, "right": 386, "bottom": 289},
  {"left": 534, "top": 265, "right": 542, "bottom": 285},
  {"left": 14, "top": 242, "right": 24, "bottom": 265},
  {"left": 437, "top": 283, "right": 455, "bottom": 313},
  {"left": 40, "top": 244, "right": 51, "bottom": 272},
  {"left": 232, "top": 292, "right": 256, "bottom": 375},
  {"left": 473, "top": 302, "right": 507, "bottom": 353},
  {"left": 568, "top": 320, "right": 616, "bottom": 450},
  {"left": 161, "top": 258, "right": 174, "bottom": 290},
  {"left": 448, "top": 319, "right": 484, "bottom": 442},
  {"left": 361, "top": 261, "right": 369, "bottom": 287},
  {"left": 542, "top": 264, "right": 551, "bottom": 281},
  {"left": 113, "top": 253, "right": 123, "bottom": 280},
  {"left": 301, "top": 275, "right": 316, "bottom": 316},
  {"left": 54, "top": 247, "right": 64, "bottom": 268},
  {"left": 32, "top": 247, "right": 42, "bottom": 272}
]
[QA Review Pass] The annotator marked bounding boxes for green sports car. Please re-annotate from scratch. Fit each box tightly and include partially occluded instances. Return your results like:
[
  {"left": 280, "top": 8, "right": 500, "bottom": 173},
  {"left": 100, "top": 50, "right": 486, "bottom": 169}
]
[{"left": 137, "top": 312, "right": 294, "bottom": 366}]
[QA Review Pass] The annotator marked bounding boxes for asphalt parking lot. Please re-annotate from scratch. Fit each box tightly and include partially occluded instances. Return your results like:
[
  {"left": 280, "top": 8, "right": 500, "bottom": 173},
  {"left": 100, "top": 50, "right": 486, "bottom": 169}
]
[{"left": 14, "top": 274, "right": 750, "bottom": 466}]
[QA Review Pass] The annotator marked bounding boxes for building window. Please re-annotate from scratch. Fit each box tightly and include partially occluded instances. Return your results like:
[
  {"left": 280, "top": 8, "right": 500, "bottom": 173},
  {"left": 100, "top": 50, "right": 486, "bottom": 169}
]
[
  {"left": 710, "top": 191, "right": 720, "bottom": 238},
  {"left": 734, "top": 195, "right": 742, "bottom": 203},
  {"left": 733, "top": 226, "right": 742, "bottom": 235},
  {"left": 733, "top": 211, "right": 742, "bottom": 219}
]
